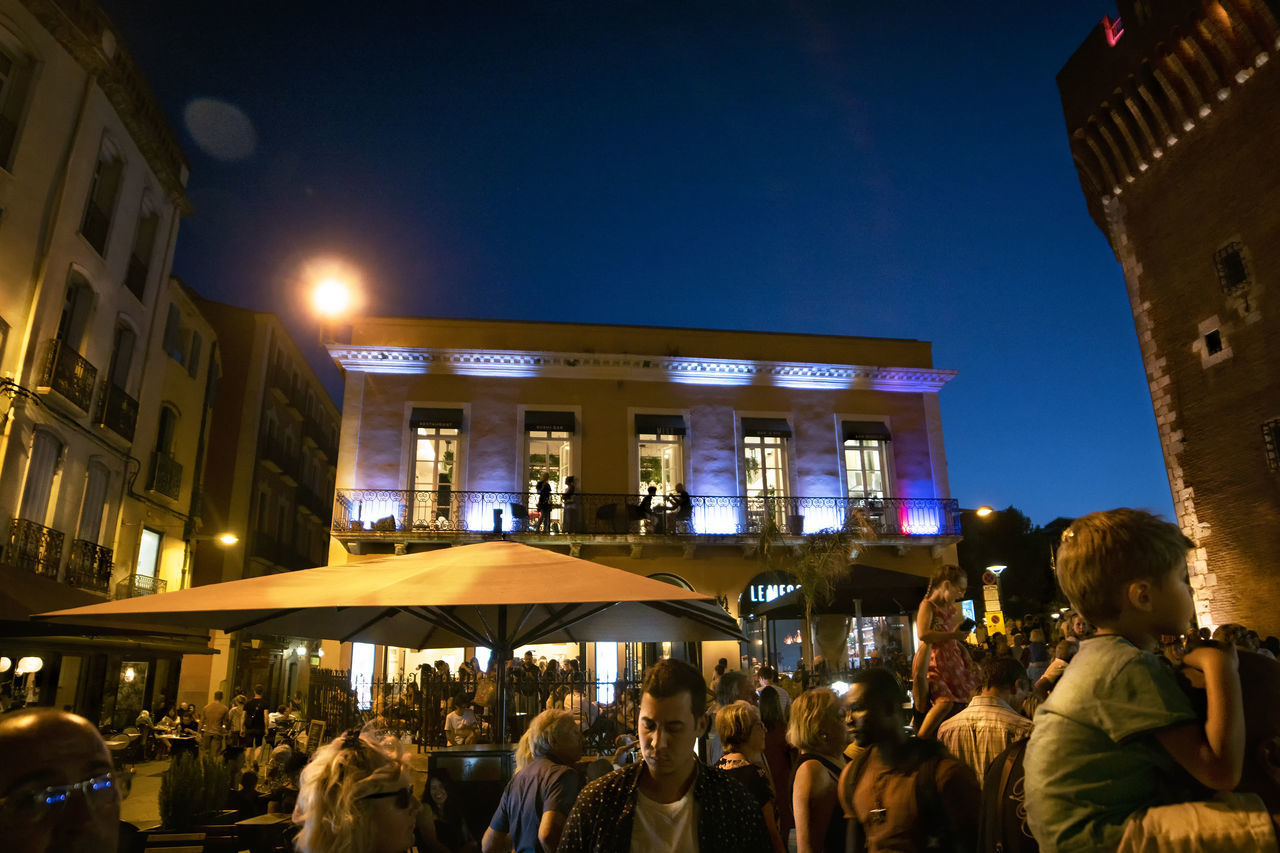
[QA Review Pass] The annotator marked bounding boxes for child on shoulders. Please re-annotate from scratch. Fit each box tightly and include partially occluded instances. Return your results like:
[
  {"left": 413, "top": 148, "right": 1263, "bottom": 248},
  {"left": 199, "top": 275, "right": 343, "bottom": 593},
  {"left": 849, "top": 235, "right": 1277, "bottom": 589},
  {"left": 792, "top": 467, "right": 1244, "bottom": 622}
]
[{"left": 1024, "top": 508, "right": 1268, "bottom": 851}]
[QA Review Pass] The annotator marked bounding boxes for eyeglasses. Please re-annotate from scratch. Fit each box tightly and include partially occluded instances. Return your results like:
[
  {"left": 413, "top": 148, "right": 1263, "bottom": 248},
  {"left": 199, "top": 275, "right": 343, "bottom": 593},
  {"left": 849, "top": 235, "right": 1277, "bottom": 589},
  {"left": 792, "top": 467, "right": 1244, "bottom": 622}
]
[
  {"left": 0, "top": 773, "right": 117, "bottom": 825},
  {"left": 361, "top": 786, "right": 415, "bottom": 810}
]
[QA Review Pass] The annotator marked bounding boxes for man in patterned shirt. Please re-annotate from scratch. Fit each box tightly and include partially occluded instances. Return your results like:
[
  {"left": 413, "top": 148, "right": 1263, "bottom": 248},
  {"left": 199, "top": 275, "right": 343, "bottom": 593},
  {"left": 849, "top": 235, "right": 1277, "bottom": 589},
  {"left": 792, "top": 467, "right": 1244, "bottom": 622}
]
[{"left": 559, "top": 658, "right": 770, "bottom": 853}]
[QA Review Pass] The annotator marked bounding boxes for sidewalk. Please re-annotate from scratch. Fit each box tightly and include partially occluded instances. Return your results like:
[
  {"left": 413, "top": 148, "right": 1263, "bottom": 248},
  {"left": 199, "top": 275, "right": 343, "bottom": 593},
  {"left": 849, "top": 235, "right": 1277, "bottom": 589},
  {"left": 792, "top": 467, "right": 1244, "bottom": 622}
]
[{"left": 120, "top": 759, "right": 168, "bottom": 829}]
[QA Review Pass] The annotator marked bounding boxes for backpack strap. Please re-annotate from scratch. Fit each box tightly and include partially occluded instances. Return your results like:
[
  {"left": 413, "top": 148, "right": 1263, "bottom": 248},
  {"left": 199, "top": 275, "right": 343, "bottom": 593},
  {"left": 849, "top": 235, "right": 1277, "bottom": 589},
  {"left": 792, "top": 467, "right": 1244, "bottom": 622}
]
[{"left": 837, "top": 748, "right": 874, "bottom": 853}]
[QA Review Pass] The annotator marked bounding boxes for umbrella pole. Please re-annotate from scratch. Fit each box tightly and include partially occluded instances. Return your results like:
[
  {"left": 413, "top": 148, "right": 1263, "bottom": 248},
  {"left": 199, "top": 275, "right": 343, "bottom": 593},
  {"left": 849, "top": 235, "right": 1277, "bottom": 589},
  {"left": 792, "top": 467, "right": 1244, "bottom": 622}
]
[{"left": 493, "top": 605, "right": 511, "bottom": 745}]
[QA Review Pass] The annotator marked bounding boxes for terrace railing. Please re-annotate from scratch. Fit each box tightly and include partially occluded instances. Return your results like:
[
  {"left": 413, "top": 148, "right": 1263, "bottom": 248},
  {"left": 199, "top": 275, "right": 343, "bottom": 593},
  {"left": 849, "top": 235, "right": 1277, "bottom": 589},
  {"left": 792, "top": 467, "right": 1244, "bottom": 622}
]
[
  {"left": 332, "top": 489, "right": 960, "bottom": 538},
  {"left": 66, "top": 539, "right": 113, "bottom": 593},
  {"left": 5, "top": 517, "right": 64, "bottom": 579},
  {"left": 114, "top": 573, "right": 166, "bottom": 598},
  {"left": 40, "top": 338, "right": 96, "bottom": 413},
  {"left": 147, "top": 451, "right": 182, "bottom": 500},
  {"left": 95, "top": 382, "right": 139, "bottom": 442}
]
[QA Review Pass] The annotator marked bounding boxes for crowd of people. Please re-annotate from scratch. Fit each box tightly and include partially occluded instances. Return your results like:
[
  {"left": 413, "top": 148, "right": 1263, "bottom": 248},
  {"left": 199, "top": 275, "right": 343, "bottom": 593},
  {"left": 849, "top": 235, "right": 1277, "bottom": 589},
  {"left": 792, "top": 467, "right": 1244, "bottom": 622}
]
[{"left": 4, "top": 507, "right": 1279, "bottom": 852}]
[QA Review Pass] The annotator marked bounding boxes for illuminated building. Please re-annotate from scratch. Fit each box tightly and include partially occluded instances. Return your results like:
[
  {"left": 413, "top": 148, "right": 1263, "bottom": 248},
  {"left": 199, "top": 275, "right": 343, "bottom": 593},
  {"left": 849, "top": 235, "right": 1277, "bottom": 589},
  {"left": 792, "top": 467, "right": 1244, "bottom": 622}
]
[
  {"left": 327, "top": 317, "right": 960, "bottom": 678},
  {"left": 1058, "top": 0, "right": 1280, "bottom": 634},
  {"left": 0, "top": 0, "right": 211, "bottom": 720}
]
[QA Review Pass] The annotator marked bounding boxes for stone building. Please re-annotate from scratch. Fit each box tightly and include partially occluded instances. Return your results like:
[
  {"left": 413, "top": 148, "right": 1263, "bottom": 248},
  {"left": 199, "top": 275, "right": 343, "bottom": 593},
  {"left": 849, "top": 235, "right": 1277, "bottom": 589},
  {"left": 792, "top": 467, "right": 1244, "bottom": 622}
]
[
  {"left": 189, "top": 298, "right": 340, "bottom": 702},
  {"left": 0, "top": 0, "right": 210, "bottom": 721},
  {"left": 326, "top": 317, "right": 960, "bottom": 683},
  {"left": 1057, "top": 0, "right": 1280, "bottom": 634}
]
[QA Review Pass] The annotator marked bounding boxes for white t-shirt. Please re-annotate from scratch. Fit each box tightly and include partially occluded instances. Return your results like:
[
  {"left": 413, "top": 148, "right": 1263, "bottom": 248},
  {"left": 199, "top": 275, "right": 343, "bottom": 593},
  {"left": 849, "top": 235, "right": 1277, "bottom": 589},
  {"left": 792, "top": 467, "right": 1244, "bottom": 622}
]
[
  {"left": 445, "top": 708, "right": 479, "bottom": 744},
  {"left": 630, "top": 787, "right": 699, "bottom": 853}
]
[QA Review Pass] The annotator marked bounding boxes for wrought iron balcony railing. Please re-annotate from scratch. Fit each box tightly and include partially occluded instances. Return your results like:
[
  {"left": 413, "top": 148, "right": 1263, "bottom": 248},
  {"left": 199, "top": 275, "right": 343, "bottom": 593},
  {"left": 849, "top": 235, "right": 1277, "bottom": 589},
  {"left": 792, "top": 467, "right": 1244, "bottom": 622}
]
[
  {"left": 5, "top": 517, "right": 64, "bottom": 579},
  {"left": 41, "top": 338, "right": 97, "bottom": 413},
  {"left": 115, "top": 573, "right": 166, "bottom": 598},
  {"left": 67, "top": 539, "right": 113, "bottom": 594},
  {"left": 95, "top": 382, "right": 139, "bottom": 442},
  {"left": 332, "top": 489, "right": 960, "bottom": 539},
  {"left": 148, "top": 451, "right": 183, "bottom": 500}
]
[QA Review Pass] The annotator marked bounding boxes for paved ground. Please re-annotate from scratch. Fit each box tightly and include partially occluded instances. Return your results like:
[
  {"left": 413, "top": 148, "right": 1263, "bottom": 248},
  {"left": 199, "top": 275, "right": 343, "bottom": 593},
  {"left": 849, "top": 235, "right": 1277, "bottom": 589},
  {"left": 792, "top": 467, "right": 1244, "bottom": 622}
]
[{"left": 119, "top": 759, "right": 168, "bottom": 830}]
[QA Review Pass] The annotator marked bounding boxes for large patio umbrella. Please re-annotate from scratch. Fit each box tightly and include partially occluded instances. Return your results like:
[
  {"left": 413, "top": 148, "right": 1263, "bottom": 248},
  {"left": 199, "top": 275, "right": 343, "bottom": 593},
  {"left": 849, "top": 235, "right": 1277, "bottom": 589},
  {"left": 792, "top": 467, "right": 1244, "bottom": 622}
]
[{"left": 38, "top": 541, "right": 743, "bottom": 741}]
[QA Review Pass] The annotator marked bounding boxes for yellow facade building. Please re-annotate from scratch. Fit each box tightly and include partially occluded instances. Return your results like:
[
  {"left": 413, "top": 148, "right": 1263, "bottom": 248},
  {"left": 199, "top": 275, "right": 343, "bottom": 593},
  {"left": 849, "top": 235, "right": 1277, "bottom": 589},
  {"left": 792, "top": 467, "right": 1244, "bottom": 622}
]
[{"left": 327, "top": 317, "right": 959, "bottom": 681}]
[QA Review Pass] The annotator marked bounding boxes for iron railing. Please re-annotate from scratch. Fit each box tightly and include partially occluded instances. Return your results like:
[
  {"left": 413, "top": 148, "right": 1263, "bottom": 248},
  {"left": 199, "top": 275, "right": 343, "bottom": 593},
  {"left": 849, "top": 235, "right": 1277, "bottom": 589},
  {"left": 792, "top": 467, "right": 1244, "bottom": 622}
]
[
  {"left": 332, "top": 489, "right": 961, "bottom": 538},
  {"left": 147, "top": 451, "right": 182, "bottom": 499},
  {"left": 41, "top": 338, "right": 97, "bottom": 412},
  {"left": 95, "top": 382, "right": 138, "bottom": 442},
  {"left": 5, "top": 517, "right": 64, "bottom": 579},
  {"left": 307, "top": 669, "right": 641, "bottom": 751},
  {"left": 66, "top": 539, "right": 113, "bottom": 593},
  {"left": 115, "top": 573, "right": 166, "bottom": 598}
]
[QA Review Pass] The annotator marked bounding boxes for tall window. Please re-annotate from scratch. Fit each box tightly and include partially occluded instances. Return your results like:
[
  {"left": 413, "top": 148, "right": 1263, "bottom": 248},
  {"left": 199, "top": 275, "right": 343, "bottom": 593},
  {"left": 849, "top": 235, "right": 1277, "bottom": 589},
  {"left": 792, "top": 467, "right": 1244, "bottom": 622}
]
[
  {"left": 136, "top": 528, "right": 161, "bottom": 578},
  {"left": 525, "top": 411, "right": 574, "bottom": 530},
  {"left": 18, "top": 430, "right": 62, "bottom": 524},
  {"left": 156, "top": 406, "right": 177, "bottom": 455},
  {"left": 0, "top": 35, "right": 34, "bottom": 170},
  {"left": 57, "top": 274, "right": 94, "bottom": 350},
  {"left": 410, "top": 408, "right": 462, "bottom": 529},
  {"left": 743, "top": 418, "right": 791, "bottom": 528},
  {"left": 124, "top": 202, "right": 159, "bottom": 300},
  {"left": 76, "top": 460, "right": 110, "bottom": 544},
  {"left": 107, "top": 324, "right": 136, "bottom": 390},
  {"left": 842, "top": 421, "right": 891, "bottom": 501},
  {"left": 80, "top": 141, "right": 124, "bottom": 255},
  {"left": 636, "top": 414, "right": 685, "bottom": 495}
]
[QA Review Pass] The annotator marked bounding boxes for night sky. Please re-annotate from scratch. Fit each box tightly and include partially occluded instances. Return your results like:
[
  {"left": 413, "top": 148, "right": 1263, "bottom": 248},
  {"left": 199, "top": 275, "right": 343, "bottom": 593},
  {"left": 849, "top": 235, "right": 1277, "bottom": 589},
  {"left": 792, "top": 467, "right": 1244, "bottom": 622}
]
[{"left": 99, "top": 0, "right": 1174, "bottom": 526}]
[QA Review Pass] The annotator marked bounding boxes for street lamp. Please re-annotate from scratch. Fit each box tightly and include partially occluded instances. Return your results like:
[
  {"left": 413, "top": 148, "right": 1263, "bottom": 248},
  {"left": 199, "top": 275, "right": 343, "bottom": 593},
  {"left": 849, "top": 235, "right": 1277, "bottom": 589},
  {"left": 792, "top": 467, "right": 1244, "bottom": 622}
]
[
  {"left": 975, "top": 506, "right": 995, "bottom": 518},
  {"left": 303, "top": 257, "right": 363, "bottom": 341},
  {"left": 217, "top": 532, "right": 238, "bottom": 546}
]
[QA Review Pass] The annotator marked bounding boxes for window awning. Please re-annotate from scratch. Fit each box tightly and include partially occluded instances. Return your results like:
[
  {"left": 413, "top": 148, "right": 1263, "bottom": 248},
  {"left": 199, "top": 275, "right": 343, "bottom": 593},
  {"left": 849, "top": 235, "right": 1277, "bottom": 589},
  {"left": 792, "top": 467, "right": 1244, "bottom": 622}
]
[
  {"left": 742, "top": 417, "right": 792, "bottom": 438},
  {"left": 410, "top": 408, "right": 464, "bottom": 429},
  {"left": 525, "top": 411, "right": 576, "bottom": 433},
  {"left": 635, "top": 414, "right": 686, "bottom": 436},
  {"left": 842, "top": 420, "right": 892, "bottom": 442}
]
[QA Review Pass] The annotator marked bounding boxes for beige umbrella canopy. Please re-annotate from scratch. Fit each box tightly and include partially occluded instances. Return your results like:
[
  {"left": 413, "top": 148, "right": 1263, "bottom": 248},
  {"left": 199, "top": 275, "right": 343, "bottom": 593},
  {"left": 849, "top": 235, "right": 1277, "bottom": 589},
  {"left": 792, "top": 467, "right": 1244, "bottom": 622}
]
[{"left": 39, "top": 541, "right": 743, "bottom": 740}]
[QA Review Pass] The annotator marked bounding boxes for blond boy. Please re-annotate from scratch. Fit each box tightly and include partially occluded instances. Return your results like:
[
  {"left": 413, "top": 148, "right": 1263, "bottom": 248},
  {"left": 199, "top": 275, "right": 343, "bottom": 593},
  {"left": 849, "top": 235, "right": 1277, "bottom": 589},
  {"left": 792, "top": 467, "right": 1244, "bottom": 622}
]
[{"left": 1024, "top": 509, "right": 1262, "bottom": 851}]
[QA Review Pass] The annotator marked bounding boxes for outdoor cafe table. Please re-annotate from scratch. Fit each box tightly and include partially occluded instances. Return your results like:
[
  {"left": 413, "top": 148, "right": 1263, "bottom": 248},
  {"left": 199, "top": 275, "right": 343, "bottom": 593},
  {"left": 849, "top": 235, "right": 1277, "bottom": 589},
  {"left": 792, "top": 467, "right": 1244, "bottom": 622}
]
[
  {"left": 159, "top": 734, "right": 199, "bottom": 757},
  {"left": 235, "top": 812, "right": 292, "bottom": 853}
]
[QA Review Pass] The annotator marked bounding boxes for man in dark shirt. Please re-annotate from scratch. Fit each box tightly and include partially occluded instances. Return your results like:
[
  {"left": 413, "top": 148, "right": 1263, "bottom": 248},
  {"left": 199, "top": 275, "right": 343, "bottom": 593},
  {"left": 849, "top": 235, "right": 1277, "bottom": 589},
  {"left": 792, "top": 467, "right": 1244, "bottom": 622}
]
[
  {"left": 559, "top": 659, "right": 770, "bottom": 853},
  {"left": 242, "top": 683, "right": 270, "bottom": 768},
  {"left": 484, "top": 709, "right": 585, "bottom": 852}
]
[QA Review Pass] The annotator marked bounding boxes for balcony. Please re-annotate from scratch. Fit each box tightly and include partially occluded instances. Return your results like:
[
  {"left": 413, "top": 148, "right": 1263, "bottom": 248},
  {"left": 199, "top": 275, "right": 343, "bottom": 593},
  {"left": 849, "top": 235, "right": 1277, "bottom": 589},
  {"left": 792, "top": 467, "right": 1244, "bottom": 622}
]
[
  {"left": 115, "top": 573, "right": 166, "bottom": 598},
  {"left": 296, "top": 485, "right": 334, "bottom": 521},
  {"left": 5, "top": 517, "right": 64, "bottom": 579},
  {"left": 95, "top": 382, "right": 139, "bottom": 443},
  {"left": 66, "top": 539, "right": 113, "bottom": 594},
  {"left": 148, "top": 451, "right": 183, "bottom": 500},
  {"left": 332, "top": 489, "right": 960, "bottom": 541},
  {"left": 260, "top": 435, "right": 299, "bottom": 478},
  {"left": 303, "top": 419, "right": 338, "bottom": 458},
  {"left": 39, "top": 338, "right": 97, "bottom": 413}
]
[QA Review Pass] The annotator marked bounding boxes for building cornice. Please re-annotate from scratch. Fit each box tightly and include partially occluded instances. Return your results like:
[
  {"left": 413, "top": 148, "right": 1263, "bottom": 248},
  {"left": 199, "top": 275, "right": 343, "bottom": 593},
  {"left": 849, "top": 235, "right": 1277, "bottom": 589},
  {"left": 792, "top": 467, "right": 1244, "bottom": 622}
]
[{"left": 326, "top": 345, "right": 957, "bottom": 393}]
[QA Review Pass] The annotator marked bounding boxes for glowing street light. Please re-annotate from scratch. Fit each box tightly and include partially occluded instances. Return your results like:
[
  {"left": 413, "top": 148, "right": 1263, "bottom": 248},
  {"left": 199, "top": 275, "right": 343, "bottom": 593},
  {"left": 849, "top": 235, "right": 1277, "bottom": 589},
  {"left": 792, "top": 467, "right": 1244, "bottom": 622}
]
[
  {"left": 975, "top": 506, "right": 995, "bottom": 518},
  {"left": 304, "top": 257, "right": 363, "bottom": 321},
  {"left": 217, "top": 532, "right": 239, "bottom": 546}
]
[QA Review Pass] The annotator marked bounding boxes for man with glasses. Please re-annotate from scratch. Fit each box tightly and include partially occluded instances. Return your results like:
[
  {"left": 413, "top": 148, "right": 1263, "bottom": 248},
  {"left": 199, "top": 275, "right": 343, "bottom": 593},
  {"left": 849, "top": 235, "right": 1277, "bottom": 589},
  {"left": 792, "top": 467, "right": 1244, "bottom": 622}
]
[{"left": 0, "top": 708, "right": 121, "bottom": 852}]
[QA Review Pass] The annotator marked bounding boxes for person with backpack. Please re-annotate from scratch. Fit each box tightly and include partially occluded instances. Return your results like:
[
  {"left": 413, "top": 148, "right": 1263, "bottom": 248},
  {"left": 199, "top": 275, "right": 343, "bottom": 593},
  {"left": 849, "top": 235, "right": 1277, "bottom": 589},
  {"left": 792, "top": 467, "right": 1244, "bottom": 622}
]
[{"left": 838, "top": 667, "right": 981, "bottom": 852}]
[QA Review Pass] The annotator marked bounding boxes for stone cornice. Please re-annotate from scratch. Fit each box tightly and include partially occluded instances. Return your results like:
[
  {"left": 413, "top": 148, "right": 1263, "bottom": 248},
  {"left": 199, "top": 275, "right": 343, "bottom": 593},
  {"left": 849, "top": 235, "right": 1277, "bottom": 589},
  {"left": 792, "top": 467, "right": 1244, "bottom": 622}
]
[{"left": 326, "top": 345, "right": 957, "bottom": 393}]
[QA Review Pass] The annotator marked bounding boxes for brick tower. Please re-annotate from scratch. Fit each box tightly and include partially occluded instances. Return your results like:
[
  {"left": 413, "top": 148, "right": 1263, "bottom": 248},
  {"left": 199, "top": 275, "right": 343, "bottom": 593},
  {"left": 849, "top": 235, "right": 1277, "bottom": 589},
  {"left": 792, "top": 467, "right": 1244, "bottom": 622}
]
[{"left": 1057, "top": 1, "right": 1280, "bottom": 636}]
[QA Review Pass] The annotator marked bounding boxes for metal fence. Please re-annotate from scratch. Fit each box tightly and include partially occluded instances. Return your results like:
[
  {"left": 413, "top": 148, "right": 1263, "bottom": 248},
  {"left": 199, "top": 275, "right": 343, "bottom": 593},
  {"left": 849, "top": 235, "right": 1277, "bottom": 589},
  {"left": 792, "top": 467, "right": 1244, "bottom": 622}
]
[
  {"left": 307, "top": 668, "right": 643, "bottom": 751},
  {"left": 333, "top": 489, "right": 961, "bottom": 538}
]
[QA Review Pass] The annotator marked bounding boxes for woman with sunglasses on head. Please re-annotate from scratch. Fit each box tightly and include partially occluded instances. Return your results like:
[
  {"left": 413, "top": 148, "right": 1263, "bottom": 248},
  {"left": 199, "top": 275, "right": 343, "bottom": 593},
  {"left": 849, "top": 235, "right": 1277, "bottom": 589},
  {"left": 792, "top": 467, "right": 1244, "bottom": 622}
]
[{"left": 292, "top": 726, "right": 421, "bottom": 853}]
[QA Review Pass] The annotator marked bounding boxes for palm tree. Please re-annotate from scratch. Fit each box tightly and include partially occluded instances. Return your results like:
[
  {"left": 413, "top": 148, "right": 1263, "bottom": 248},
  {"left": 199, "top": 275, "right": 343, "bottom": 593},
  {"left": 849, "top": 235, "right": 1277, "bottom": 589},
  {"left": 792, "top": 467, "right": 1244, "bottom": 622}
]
[{"left": 753, "top": 506, "right": 876, "bottom": 668}]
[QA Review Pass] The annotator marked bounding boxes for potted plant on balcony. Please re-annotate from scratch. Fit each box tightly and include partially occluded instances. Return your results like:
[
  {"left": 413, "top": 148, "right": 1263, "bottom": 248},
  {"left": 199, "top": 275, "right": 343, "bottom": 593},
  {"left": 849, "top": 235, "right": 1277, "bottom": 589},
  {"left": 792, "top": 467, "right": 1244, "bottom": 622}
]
[{"left": 754, "top": 508, "right": 875, "bottom": 672}]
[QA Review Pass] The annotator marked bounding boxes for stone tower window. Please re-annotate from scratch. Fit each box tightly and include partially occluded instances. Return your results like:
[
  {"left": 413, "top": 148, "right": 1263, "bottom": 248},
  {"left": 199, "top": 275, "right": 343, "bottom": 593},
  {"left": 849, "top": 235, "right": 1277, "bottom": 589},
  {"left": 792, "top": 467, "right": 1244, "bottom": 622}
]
[
  {"left": 1265, "top": 420, "right": 1280, "bottom": 473},
  {"left": 1214, "top": 243, "right": 1251, "bottom": 294}
]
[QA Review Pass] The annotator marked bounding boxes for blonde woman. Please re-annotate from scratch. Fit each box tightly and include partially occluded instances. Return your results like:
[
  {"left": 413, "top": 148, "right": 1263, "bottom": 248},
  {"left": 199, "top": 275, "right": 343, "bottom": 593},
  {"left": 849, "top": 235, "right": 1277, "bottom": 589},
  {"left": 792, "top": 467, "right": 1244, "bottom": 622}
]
[
  {"left": 715, "top": 701, "right": 786, "bottom": 853},
  {"left": 788, "top": 688, "right": 848, "bottom": 853},
  {"left": 292, "top": 727, "right": 421, "bottom": 853}
]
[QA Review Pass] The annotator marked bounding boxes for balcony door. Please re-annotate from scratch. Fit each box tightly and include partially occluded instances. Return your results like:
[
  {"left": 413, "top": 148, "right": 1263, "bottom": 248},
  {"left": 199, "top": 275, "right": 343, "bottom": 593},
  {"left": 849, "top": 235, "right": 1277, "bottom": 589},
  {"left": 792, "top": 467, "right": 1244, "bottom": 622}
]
[
  {"left": 742, "top": 418, "right": 791, "bottom": 530},
  {"left": 412, "top": 426, "right": 458, "bottom": 529},
  {"left": 636, "top": 414, "right": 685, "bottom": 497},
  {"left": 136, "top": 528, "right": 160, "bottom": 580}
]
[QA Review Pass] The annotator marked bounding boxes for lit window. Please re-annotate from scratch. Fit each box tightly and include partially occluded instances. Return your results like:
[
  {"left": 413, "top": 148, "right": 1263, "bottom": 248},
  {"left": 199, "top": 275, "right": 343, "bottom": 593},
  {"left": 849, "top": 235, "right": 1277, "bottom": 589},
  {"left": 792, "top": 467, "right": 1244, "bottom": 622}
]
[
  {"left": 636, "top": 414, "right": 685, "bottom": 496},
  {"left": 410, "top": 408, "right": 463, "bottom": 530},
  {"left": 743, "top": 418, "right": 791, "bottom": 528}
]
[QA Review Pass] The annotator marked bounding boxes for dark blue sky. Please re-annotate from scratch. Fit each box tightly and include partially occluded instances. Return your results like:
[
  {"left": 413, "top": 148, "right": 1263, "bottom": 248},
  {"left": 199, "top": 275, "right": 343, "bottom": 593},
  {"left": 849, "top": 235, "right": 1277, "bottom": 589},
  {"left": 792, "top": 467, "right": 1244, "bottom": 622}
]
[{"left": 103, "top": 0, "right": 1173, "bottom": 526}]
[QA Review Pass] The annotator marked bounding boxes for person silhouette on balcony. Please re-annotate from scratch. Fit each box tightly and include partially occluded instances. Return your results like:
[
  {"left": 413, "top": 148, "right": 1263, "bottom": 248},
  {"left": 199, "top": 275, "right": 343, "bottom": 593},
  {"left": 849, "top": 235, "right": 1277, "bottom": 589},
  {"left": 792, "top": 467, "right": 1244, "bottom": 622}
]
[
  {"left": 562, "top": 477, "right": 579, "bottom": 534},
  {"left": 668, "top": 484, "right": 692, "bottom": 533},
  {"left": 536, "top": 474, "right": 553, "bottom": 534},
  {"left": 639, "top": 486, "right": 658, "bottom": 533}
]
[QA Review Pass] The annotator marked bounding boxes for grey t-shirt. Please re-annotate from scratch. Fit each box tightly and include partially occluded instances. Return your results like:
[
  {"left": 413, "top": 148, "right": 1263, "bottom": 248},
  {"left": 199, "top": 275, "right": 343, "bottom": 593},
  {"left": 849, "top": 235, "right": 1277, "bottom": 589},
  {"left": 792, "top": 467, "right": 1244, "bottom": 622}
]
[
  {"left": 490, "top": 757, "right": 584, "bottom": 853},
  {"left": 1024, "top": 635, "right": 1198, "bottom": 851}
]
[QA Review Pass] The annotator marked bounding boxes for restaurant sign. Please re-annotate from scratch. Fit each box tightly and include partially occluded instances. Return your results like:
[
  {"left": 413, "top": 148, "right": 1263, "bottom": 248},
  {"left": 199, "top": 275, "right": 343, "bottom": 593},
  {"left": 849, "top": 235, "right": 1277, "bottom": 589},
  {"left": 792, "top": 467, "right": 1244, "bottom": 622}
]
[{"left": 748, "top": 583, "right": 799, "bottom": 604}]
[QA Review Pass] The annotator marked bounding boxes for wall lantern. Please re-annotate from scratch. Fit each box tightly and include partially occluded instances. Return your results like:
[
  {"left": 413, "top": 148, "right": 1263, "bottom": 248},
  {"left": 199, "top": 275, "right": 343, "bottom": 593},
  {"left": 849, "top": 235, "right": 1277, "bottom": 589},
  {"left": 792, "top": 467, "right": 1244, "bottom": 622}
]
[
  {"left": 15, "top": 656, "right": 43, "bottom": 676},
  {"left": 0, "top": 657, "right": 9, "bottom": 673}
]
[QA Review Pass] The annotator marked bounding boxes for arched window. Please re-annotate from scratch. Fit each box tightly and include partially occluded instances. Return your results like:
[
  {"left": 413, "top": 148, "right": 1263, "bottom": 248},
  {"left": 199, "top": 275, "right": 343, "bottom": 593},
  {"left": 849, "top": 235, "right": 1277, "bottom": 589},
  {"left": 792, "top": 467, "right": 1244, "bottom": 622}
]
[
  {"left": 76, "top": 459, "right": 110, "bottom": 544},
  {"left": 18, "top": 429, "right": 62, "bottom": 524},
  {"left": 80, "top": 137, "right": 125, "bottom": 255},
  {"left": 57, "top": 270, "right": 94, "bottom": 350},
  {"left": 156, "top": 405, "right": 178, "bottom": 455}
]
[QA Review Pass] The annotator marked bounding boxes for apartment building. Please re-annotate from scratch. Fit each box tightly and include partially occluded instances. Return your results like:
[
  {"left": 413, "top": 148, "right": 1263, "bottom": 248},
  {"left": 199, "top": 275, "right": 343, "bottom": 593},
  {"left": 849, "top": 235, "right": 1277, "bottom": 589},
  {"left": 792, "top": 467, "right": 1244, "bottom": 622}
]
[
  {"left": 327, "top": 317, "right": 959, "bottom": 680},
  {"left": 190, "top": 298, "right": 340, "bottom": 701},
  {"left": 0, "top": 0, "right": 212, "bottom": 721},
  {"left": 1058, "top": 0, "right": 1280, "bottom": 635}
]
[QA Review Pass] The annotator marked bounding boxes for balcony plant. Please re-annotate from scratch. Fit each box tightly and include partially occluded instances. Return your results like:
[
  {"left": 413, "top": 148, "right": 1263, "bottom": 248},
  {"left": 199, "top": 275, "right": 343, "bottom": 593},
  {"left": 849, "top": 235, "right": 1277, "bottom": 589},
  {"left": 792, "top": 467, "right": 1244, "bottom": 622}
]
[{"left": 754, "top": 508, "right": 875, "bottom": 669}]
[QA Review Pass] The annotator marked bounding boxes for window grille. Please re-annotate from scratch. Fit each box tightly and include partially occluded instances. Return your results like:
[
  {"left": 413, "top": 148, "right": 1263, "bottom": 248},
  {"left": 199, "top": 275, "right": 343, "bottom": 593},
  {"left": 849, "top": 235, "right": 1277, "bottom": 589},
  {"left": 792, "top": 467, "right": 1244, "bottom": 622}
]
[{"left": 1214, "top": 243, "right": 1250, "bottom": 294}]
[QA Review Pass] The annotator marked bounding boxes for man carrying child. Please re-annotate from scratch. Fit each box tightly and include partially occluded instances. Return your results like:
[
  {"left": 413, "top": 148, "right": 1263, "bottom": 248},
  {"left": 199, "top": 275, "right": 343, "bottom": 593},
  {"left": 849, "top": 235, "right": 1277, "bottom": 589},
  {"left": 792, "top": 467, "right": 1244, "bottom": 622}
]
[{"left": 1025, "top": 508, "right": 1275, "bottom": 851}]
